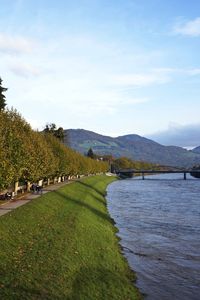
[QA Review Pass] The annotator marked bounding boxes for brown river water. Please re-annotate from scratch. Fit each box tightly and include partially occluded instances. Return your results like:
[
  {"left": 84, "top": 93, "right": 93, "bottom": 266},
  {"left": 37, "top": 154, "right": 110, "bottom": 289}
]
[{"left": 106, "top": 173, "right": 200, "bottom": 300}]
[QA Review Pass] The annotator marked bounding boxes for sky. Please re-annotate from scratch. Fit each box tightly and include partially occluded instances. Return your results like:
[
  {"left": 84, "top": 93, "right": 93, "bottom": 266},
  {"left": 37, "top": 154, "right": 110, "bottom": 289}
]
[{"left": 0, "top": 0, "right": 200, "bottom": 147}]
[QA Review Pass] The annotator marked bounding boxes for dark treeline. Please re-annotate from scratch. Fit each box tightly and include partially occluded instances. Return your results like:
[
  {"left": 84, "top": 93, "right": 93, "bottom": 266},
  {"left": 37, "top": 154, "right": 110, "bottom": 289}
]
[{"left": 0, "top": 109, "right": 108, "bottom": 191}]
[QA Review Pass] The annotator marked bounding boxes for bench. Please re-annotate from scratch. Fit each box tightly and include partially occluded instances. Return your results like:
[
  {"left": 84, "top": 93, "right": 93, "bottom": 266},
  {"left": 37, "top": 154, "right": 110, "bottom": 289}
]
[{"left": 0, "top": 192, "right": 12, "bottom": 200}]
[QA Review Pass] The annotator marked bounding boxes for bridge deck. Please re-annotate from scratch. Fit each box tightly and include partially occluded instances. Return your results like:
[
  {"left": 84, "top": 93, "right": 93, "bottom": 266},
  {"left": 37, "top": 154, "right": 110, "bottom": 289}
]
[
  {"left": 118, "top": 170, "right": 200, "bottom": 174},
  {"left": 117, "top": 169, "right": 200, "bottom": 180}
]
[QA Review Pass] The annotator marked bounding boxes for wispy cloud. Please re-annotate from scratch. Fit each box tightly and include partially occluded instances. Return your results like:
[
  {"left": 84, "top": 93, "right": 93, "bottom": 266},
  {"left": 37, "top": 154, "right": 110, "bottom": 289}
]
[
  {"left": 109, "top": 66, "right": 200, "bottom": 88},
  {"left": 0, "top": 33, "right": 36, "bottom": 54},
  {"left": 173, "top": 17, "right": 200, "bottom": 37},
  {"left": 148, "top": 123, "right": 200, "bottom": 148},
  {"left": 187, "top": 68, "right": 200, "bottom": 76},
  {"left": 2, "top": 31, "right": 200, "bottom": 135},
  {"left": 110, "top": 72, "right": 170, "bottom": 87},
  {"left": 153, "top": 67, "right": 200, "bottom": 77},
  {"left": 9, "top": 62, "right": 43, "bottom": 78}
]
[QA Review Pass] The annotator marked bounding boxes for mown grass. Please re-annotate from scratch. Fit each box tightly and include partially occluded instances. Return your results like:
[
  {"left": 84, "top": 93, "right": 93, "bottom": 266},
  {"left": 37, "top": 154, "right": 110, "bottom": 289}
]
[{"left": 0, "top": 175, "right": 142, "bottom": 300}]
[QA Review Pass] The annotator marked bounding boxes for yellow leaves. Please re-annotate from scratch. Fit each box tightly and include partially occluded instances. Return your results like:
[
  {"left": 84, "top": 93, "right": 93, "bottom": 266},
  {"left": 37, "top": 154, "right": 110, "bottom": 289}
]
[{"left": 0, "top": 109, "right": 109, "bottom": 190}]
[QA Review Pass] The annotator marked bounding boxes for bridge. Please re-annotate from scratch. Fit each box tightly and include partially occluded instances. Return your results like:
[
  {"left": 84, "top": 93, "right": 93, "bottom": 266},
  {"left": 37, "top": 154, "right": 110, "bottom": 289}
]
[{"left": 117, "top": 169, "right": 200, "bottom": 180}]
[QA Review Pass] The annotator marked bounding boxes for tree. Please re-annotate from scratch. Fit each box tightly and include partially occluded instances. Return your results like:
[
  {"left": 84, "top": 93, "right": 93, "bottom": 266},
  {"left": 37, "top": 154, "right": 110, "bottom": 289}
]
[
  {"left": 113, "top": 157, "right": 133, "bottom": 170},
  {"left": 0, "top": 109, "right": 109, "bottom": 190},
  {"left": 55, "top": 127, "right": 64, "bottom": 142},
  {"left": 44, "top": 123, "right": 56, "bottom": 133},
  {"left": 87, "top": 148, "right": 95, "bottom": 159},
  {"left": 44, "top": 123, "right": 64, "bottom": 142},
  {"left": 0, "top": 77, "right": 8, "bottom": 111}
]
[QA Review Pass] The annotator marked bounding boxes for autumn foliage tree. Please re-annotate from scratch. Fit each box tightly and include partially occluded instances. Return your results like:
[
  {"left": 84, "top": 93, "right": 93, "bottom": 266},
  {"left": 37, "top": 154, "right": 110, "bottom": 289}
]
[
  {"left": 112, "top": 156, "right": 157, "bottom": 172},
  {"left": 44, "top": 123, "right": 64, "bottom": 142},
  {"left": 0, "top": 109, "right": 108, "bottom": 191}
]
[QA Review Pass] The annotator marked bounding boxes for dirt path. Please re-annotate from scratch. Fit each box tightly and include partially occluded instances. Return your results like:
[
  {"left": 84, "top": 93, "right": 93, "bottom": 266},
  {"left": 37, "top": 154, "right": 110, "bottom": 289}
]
[{"left": 0, "top": 181, "right": 72, "bottom": 217}]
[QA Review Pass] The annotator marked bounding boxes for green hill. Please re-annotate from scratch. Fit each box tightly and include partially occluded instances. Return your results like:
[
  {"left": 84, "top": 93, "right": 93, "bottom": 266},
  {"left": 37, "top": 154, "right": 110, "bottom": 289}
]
[{"left": 65, "top": 129, "right": 200, "bottom": 168}]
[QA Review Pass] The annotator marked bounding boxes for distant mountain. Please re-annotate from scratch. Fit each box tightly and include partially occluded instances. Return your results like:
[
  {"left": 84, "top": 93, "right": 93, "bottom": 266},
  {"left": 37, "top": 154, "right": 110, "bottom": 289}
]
[
  {"left": 64, "top": 129, "right": 200, "bottom": 168},
  {"left": 192, "top": 146, "right": 200, "bottom": 154}
]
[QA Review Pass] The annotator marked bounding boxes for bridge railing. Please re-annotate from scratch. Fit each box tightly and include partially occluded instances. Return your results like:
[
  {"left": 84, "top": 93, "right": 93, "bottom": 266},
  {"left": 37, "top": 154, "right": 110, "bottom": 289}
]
[{"left": 117, "top": 169, "right": 200, "bottom": 180}]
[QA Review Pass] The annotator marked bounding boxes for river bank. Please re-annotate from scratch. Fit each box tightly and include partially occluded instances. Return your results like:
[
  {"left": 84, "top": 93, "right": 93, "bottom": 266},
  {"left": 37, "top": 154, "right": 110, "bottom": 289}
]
[{"left": 0, "top": 175, "right": 141, "bottom": 300}]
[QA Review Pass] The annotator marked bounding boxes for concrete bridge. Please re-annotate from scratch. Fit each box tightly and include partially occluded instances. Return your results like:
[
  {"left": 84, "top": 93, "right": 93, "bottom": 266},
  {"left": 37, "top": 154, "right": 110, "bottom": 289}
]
[{"left": 117, "top": 169, "right": 200, "bottom": 180}]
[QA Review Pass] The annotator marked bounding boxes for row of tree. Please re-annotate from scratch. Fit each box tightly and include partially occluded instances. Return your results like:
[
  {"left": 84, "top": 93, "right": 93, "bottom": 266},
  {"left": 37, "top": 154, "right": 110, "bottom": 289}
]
[
  {"left": 112, "top": 156, "right": 157, "bottom": 171},
  {"left": 0, "top": 76, "right": 157, "bottom": 192},
  {"left": 0, "top": 109, "right": 108, "bottom": 191},
  {"left": 87, "top": 148, "right": 157, "bottom": 171}
]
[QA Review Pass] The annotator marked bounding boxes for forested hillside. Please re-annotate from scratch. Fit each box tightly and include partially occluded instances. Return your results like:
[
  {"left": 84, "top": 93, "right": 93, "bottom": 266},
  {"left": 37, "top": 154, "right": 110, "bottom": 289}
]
[{"left": 66, "top": 129, "right": 200, "bottom": 167}]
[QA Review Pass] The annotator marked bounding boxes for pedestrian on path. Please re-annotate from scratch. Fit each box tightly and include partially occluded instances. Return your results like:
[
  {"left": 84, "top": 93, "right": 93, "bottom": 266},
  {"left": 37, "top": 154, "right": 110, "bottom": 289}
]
[
  {"left": 36, "top": 184, "right": 43, "bottom": 194},
  {"left": 31, "top": 183, "right": 37, "bottom": 193}
]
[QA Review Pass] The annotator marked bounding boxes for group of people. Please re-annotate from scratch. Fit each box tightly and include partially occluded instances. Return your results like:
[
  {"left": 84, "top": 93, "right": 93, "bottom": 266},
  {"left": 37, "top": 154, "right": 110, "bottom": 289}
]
[
  {"left": 31, "top": 183, "right": 43, "bottom": 194},
  {"left": 0, "top": 184, "right": 43, "bottom": 201},
  {"left": 0, "top": 192, "right": 12, "bottom": 200}
]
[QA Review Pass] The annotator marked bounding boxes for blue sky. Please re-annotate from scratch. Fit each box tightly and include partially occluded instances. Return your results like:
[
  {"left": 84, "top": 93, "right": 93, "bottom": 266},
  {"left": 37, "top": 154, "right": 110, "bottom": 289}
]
[{"left": 1, "top": 0, "right": 200, "bottom": 147}]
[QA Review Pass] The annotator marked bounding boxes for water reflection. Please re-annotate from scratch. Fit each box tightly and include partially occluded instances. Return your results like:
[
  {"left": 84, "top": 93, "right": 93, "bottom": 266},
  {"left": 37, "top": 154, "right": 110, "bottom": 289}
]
[{"left": 107, "top": 174, "right": 200, "bottom": 300}]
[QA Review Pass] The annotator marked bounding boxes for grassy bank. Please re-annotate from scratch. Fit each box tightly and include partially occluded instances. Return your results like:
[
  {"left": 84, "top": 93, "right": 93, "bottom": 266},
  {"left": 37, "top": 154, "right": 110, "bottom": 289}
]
[{"left": 0, "top": 175, "right": 141, "bottom": 300}]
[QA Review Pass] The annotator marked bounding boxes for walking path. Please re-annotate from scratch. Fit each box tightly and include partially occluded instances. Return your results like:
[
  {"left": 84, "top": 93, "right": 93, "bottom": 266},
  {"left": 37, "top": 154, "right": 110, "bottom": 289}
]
[{"left": 0, "top": 181, "right": 72, "bottom": 217}]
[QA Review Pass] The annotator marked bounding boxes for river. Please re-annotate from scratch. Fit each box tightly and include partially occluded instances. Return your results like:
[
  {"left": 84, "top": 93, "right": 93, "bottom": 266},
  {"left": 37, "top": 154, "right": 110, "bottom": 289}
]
[{"left": 106, "top": 173, "right": 200, "bottom": 300}]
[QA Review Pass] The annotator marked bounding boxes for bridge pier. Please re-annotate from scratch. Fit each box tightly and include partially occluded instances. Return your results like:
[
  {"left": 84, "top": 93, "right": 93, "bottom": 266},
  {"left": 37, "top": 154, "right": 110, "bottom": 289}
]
[
  {"left": 184, "top": 173, "right": 186, "bottom": 180},
  {"left": 142, "top": 173, "right": 145, "bottom": 180}
]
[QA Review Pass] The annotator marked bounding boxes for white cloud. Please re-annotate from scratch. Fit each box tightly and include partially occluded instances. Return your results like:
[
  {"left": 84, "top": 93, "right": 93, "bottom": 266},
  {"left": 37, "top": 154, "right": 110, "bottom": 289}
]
[
  {"left": 148, "top": 123, "right": 200, "bottom": 147},
  {"left": 187, "top": 68, "right": 200, "bottom": 76},
  {"left": 121, "top": 97, "right": 149, "bottom": 105},
  {"left": 3, "top": 31, "right": 199, "bottom": 136},
  {"left": 0, "top": 33, "right": 36, "bottom": 54},
  {"left": 25, "top": 118, "right": 44, "bottom": 131},
  {"left": 110, "top": 72, "right": 170, "bottom": 87},
  {"left": 174, "top": 17, "right": 200, "bottom": 37},
  {"left": 9, "top": 63, "right": 43, "bottom": 77},
  {"left": 153, "top": 67, "right": 200, "bottom": 77}
]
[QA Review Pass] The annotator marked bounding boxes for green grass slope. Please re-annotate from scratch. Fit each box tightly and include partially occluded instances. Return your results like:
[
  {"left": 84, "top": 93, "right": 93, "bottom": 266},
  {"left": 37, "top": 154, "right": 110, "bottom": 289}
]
[{"left": 0, "top": 175, "right": 141, "bottom": 300}]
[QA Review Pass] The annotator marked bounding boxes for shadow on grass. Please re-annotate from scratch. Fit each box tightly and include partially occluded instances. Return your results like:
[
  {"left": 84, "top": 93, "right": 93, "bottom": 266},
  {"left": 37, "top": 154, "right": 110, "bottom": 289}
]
[
  {"left": 1, "top": 267, "right": 139, "bottom": 300},
  {"left": 69, "top": 266, "right": 139, "bottom": 300},
  {"left": 77, "top": 181, "right": 106, "bottom": 196},
  {"left": 54, "top": 189, "right": 114, "bottom": 225},
  {"left": 75, "top": 181, "right": 107, "bottom": 205},
  {"left": 0, "top": 283, "right": 65, "bottom": 300}
]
